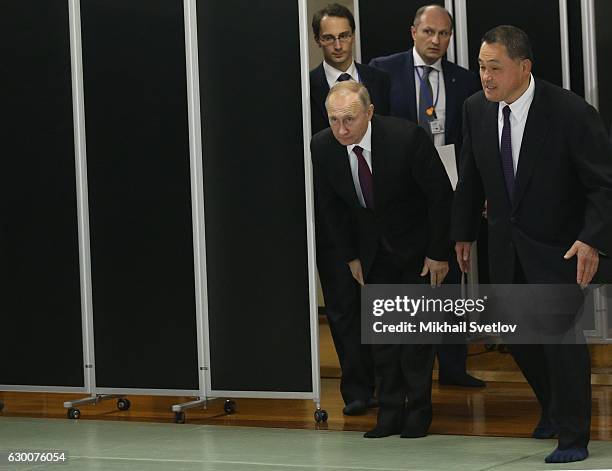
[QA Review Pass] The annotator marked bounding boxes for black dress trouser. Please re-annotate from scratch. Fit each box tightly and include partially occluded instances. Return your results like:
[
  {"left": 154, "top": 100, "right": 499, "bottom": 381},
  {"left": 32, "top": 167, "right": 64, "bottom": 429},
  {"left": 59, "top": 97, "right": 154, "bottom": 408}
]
[
  {"left": 437, "top": 254, "right": 469, "bottom": 379},
  {"left": 366, "top": 247, "right": 435, "bottom": 433},
  {"left": 317, "top": 247, "right": 375, "bottom": 405},
  {"left": 509, "top": 255, "right": 591, "bottom": 449}
]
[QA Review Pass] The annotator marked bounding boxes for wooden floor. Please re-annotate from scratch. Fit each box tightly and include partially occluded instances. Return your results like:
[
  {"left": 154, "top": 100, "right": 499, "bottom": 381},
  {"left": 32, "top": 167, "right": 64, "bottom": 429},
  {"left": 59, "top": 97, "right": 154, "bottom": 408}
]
[{"left": 1, "top": 322, "right": 611, "bottom": 441}]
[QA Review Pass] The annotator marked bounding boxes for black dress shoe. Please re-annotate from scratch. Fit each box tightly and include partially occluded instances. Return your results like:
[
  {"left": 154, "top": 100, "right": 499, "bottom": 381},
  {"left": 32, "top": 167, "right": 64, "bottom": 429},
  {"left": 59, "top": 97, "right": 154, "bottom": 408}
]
[
  {"left": 343, "top": 400, "right": 367, "bottom": 416},
  {"left": 438, "top": 373, "right": 486, "bottom": 388},
  {"left": 363, "top": 426, "right": 400, "bottom": 438}
]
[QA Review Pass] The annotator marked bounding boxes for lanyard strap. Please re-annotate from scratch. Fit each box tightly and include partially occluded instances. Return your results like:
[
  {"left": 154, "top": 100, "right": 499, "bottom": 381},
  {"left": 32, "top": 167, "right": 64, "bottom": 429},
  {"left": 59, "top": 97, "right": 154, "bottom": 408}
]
[{"left": 415, "top": 66, "right": 440, "bottom": 110}]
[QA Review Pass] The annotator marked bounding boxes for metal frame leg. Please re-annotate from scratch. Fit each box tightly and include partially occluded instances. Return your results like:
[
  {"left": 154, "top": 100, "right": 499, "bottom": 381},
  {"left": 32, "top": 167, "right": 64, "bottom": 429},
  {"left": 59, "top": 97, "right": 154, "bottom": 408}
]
[{"left": 63, "top": 394, "right": 129, "bottom": 419}]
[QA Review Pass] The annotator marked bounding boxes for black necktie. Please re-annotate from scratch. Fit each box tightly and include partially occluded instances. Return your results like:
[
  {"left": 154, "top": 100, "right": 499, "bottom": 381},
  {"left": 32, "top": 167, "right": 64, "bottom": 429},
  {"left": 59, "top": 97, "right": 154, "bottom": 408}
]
[
  {"left": 500, "top": 105, "right": 515, "bottom": 202},
  {"left": 337, "top": 73, "right": 352, "bottom": 82},
  {"left": 353, "top": 146, "right": 374, "bottom": 209},
  {"left": 418, "top": 66, "right": 434, "bottom": 139}
]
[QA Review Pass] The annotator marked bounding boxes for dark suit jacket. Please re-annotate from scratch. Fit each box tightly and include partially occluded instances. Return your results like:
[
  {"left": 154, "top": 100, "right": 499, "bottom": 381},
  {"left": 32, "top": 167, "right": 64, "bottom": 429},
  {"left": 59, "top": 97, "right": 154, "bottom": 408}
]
[
  {"left": 310, "top": 62, "right": 391, "bottom": 136},
  {"left": 369, "top": 49, "right": 480, "bottom": 158},
  {"left": 451, "top": 79, "right": 612, "bottom": 283},
  {"left": 311, "top": 115, "right": 453, "bottom": 276}
]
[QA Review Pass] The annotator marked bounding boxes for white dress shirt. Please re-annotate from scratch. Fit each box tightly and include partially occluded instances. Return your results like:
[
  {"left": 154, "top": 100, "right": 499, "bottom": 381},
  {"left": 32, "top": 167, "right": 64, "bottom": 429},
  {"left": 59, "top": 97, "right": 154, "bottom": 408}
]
[
  {"left": 346, "top": 121, "right": 373, "bottom": 208},
  {"left": 497, "top": 74, "right": 536, "bottom": 175},
  {"left": 323, "top": 60, "right": 360, "bottom": 89},
  {"left": 413, "top": 49, "right": 446, "bottom": 147}
]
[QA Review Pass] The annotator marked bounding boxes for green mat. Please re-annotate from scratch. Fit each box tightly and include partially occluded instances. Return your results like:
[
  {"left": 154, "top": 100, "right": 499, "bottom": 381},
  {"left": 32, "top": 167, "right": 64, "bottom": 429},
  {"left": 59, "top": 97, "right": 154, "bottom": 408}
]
[{"left": 1, "top": 417, "right": 610, "bottom": 471}]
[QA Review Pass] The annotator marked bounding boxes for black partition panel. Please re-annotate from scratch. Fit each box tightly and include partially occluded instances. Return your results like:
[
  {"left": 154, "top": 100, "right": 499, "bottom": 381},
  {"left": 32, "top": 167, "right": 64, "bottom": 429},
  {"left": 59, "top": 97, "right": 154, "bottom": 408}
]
[
  {"left": 595, "top": 0, "right": 612, "bottom": 130},
  {"left": 466, "top": 0, "right": 562, "bottom": 85},
  {"left": 81, "top": 0, "right": 198, "bottom": 390},
  {"left": 197, "top": 0, "right": 312, "bottom": 392},
  {"left": 0, "top": 2, "right": 83, "bottom": 387},
  {"left": 359, "top": 0, "right": 444, "bottom": 64}
]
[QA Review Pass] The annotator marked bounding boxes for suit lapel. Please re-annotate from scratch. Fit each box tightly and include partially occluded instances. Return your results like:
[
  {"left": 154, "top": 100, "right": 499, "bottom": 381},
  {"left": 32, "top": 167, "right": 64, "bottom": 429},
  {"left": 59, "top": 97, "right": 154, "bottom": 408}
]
[
  {"left": 404, "top": 51, "right": 418, "bottom": 122},
  {"left": 370, "top": 117, "right": 388, "bottom": 211},
  {"left": 442, "top": 60, "right": 457, "bottom": 142},
  {"left": 513, "top": 80, "right": 549, "bottom": 209},
  {"left": 311, "top": 64, "right": 330, "bottom": 122},
  {"left": 329, "top": 138, "right": 361, "bottom": 207},
  {"left": 355, "top": 62, "right": 369, "bottom": 85},
  {"left": 481, "top": 99, "right": 510, "bottom": 203}
]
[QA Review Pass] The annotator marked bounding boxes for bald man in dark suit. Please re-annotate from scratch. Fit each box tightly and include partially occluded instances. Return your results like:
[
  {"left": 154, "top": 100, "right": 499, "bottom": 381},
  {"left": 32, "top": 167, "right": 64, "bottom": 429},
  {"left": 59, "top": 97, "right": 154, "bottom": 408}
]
[{"left": 369, "top": 4, "right": 483, "bottom": 387}]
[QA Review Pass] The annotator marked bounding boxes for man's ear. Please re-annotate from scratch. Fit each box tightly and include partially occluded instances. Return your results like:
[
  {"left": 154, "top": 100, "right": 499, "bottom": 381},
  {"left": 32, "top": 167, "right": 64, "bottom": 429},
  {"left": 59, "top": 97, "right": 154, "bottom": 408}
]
[
  {"left": 411, "top": 25, "right": 417, "bottom": 41},
  {"left": 367, "top": 104, "right": 375, "bottom": 120}
]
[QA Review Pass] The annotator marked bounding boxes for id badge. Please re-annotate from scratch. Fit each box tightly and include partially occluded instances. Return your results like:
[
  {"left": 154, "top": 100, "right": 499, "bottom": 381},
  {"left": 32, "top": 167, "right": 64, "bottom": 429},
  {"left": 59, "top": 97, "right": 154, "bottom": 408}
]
[{"left": 429, "top": 119, "right": 444, "bottom": 135}]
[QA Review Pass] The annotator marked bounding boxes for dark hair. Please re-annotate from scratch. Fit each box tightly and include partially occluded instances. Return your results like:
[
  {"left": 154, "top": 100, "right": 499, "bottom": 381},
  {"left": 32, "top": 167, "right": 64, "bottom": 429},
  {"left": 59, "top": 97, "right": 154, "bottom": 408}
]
[
  {"left": 312, "top": 3, "right": 356, "bottom": 41},
  {"left": 413, "top": 4, "right": 454, "bottom": 31},
  {"left": 481, "top": 25, "right": 534, "bottom": 62}
]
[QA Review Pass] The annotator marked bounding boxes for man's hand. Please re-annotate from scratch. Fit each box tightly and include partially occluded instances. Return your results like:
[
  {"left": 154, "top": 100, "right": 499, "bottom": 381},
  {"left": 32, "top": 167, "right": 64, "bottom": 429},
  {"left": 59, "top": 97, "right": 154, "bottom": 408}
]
[
  {"left": 348, "top": 258, "right": 365, "bottom": 286},
  {"left": 564, "top": 240, "right": 599, "bottom": 288},
  {"left": 455, "top": 242, "right": 472, "bottom": 273},
  {"left": 421, "top": 257, "right": 449, "bottom": 287}
]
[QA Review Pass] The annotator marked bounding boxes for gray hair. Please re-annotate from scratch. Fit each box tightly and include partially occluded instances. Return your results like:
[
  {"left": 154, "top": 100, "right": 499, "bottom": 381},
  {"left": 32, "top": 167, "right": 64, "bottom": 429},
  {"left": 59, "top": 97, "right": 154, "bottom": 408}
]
[{"left": 325, "top": 81, "right": 372, "bottom": 110}]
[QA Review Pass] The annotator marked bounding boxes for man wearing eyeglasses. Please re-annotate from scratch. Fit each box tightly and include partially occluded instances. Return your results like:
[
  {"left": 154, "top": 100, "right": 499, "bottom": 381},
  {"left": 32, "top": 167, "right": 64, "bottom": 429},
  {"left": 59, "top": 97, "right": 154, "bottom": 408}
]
[
  {"left": 310, "top": 4, "right": 391, "bottom": 417},
  {"left": 311, "top": 4, "right": 390, "bottom": 135},
  {"left": 369, "top": 4, "right": 484, "bottom": 389}
]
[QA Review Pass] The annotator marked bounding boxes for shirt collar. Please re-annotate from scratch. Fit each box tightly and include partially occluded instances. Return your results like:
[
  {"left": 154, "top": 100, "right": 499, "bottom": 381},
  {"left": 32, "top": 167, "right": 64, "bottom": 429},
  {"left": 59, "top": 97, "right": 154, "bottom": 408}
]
[
  {"left": 323, "top": 60, "right": 358, "bottom": 87},
  {"left": 347, "top": 121, "right": 372, "bottom": 154},
  {"left": 412, "top": 48, "right": 442, "bottom": 73},
  {"left": 500, "top": 74, "right": 535, "bottom": 121}
]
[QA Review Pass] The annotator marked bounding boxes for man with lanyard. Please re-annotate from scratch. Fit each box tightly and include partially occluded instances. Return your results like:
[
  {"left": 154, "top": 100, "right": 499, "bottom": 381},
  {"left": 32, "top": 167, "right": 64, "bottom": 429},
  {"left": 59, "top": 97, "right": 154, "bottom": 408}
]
[{"left": 369, "top": 4, "right": 483, "bottom": 387}]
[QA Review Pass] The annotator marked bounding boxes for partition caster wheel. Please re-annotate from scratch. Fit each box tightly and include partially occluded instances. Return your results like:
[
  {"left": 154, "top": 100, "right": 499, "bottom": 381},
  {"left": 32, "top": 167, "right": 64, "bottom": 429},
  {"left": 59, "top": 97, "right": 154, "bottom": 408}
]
[
  {"left": 223, "top": 400, "right": 236, "bottom": 414},
  {"left": 314, "top": 409, "right": 328, "bottom": 423},
  {"left": 175, "top": 412, "right": 186, "bottom": 424},
  {"left": 0, "top": 400, "right": 4, "bottom": 413},
  {"left": 67, "top": 408, "right": 81, "bottom": 420},
  {"left": 117, "top": 398, "right": 131, "bottom": 411}
]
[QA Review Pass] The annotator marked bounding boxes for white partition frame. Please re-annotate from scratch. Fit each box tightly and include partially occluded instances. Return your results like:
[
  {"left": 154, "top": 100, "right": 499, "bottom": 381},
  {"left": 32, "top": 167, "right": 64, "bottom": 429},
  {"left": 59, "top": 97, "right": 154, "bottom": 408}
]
[
  {"left": 69, "top": 0, "right": 95, "bottom": 397},
  {"left": 353, "top": 0, "right": 362, "bottom": 63},
  {"left": 66, "top": 0, "right": 203, "bottom": 417},
  {"left": 1, "top": 0, "right": 90, "bottom": 397},
  {"left": 559, "top": 0, "right": 571, "bottom": 90},
  {"left": 445, "top": 0, "right": 456, "bottom": 63},
  {"left": 93, "top": 0, "right": 208, "bottom": 402},
  {"left": 196, "top": 0, "right": 323, "bottom": 410},
  {"left": 581, "top": 0, "right": 598, "bottom": 108}
]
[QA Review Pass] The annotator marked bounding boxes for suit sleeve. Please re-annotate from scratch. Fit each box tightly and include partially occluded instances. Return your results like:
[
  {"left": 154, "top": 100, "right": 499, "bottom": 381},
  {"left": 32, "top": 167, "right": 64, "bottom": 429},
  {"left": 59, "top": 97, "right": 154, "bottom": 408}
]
[
  {"left": 451, "top": 101, "right": 484, "bottom": 242},
  {"left": 409, "top": 126, "right": 454, "bottom": 261},
  {"left": 311, "top": 138, "right": 359, "bottom": 263},
  {"left": 570, "top": 103, "right": 612, "bottom": 255},
  {"left": 368, "top": 57, "right": 380, "bottom": 70}
]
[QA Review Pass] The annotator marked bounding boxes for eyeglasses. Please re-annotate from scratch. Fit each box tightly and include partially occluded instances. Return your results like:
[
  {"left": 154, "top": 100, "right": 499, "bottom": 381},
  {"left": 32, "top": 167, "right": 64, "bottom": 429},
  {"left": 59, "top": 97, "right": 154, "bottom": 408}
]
[{"left": 319, "top": 32, "right": 353, "bottom": 45}]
